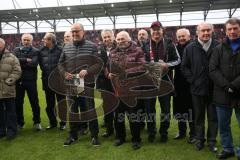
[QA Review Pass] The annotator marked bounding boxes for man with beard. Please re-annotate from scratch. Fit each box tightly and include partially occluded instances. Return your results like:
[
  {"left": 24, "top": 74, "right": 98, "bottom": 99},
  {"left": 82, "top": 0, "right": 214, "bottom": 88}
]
[
  {"left": 173, "top": 28, "right": 195, "bottom": 143},
  {"left": 63, "top": 31, "right": 72, "bottom": 47}
]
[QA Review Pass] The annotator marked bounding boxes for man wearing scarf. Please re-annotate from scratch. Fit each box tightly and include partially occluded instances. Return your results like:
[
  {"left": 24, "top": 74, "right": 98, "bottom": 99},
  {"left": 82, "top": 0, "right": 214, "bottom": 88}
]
[
  {"left": 181, "top": 22, "right": 218, "bottom": 153},
  {"left": 146, "top": 21, "right": 180, "bottom": 143},
  {"left": 14, "top": 33, "right": 41, "bottom": 131}
]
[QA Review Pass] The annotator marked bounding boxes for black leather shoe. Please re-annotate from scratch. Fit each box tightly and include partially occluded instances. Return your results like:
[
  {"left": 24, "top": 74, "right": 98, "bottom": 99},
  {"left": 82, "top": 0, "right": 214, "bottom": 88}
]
[
  {"left": 101, "top": 132, "right": 113, "bottom": 138},
  {"left": 174, "top": 133, "right": 186, "bottom": 140},
  {"left": 160, "top": 135, "right": 168, "bottom": 143},
  {"left": 209, "top": 145, "right": 218, "bottom": 153},
  {"left": 113, "top": 139, "right": 125, "bottom": 146},
  {"left": 216, "top": 150, "right": 235, "bottom": 159},
  {"left": 195, "top": 142, "right": 204, "bottom": 151},
  {"left": 132, "top": 142, "right": 141, "bottom": 150}
]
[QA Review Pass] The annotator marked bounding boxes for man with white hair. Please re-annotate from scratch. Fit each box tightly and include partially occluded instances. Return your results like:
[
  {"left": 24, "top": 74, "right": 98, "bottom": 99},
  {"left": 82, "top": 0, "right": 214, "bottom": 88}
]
[
  {"left": 173, "top": 28, "right": 195, "bottom": 143},
  {"left": 0, "top": 38, "right": 21, "bottom": 140},
  {"left": 181, "top": 22, "right": 218, "bottom": 152},
  {"left": 107, "top": 30, "right": 145, "bottom": 150},
  {"left": 96, "top": 29, "right": 116, "bottom": 138},
  {"left": 14, "top": 33, "right": 42, "bottom": 131}
]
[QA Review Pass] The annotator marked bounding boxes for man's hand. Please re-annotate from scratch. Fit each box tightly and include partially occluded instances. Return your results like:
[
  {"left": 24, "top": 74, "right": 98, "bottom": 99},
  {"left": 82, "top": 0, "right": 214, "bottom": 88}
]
[
  {"left": 65, "top": 72, "right": 73, "bottom": 80},
  {"left": 79, "top": 70, "right": 88, "bottom": 78},
  {"left": 228, "top": 88, "right": 234, "bottom": 93},
  {"left": 108, "top": 73, "right": 117, "bottom": 79},
  {"left": 26, "top": 58, "right": 32, "bottom": 63},
  {"left": 158, "top": 61, "right": 169, "bottom": 73}
]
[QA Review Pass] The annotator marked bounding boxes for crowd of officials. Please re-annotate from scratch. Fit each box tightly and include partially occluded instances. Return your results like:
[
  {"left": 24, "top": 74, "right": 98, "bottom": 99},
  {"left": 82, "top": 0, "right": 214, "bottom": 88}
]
[{"left": 0, "top": 18, "right": 240, "bottom": 159}]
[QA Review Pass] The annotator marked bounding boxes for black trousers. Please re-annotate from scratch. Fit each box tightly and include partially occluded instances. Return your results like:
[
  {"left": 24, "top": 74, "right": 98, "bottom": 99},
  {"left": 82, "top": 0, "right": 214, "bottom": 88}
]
[
  {"left": 15, "top": 80, "right": 41, "bottom": 126},
  {"left": 173, "top": 95, "right": 195, "bottom": 137},
  {"left": 137, "top": 99, "right": 147, "bottom": 130},
  {"left": 0, "top": 98, "right": 17, "bottom": 137},
  {"left": 146, "top": 94, "right": 171, "bottom": 137},
  {"left": 114, "top": 100, "right": 141, "bottom": 143},
  {"left": 69, "top": 96, "right": 99, "bottom": 139},
  {"left": 102, "top": 92, "right": 114, "bottom": 134},
  {"left": 44, "top": 88, "right": 66, "bottom": 126},
  {"left": 191, "top": 94, "right": 218, "bottom": 144}
]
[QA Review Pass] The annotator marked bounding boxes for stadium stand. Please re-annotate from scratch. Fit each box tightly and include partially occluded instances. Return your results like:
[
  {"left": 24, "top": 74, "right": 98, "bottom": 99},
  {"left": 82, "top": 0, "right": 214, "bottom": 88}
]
[{"left": 0, "top": 24, "right": 226, "bottom": 51}]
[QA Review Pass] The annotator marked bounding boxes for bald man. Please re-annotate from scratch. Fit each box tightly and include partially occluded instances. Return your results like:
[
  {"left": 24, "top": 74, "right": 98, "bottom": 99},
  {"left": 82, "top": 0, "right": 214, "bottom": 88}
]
[
  {"left": 173, "top": 28, "right": 195, "bottom": 143},
  {"left": 63, "top": 31, "right": 72, "bottom": 45},
  {"left": 181, "top": 22, "right": 218, "bottom": 152},
  {"left": 138, "top": 29, "right": 149, "bottom": 43},
  {"left": 108, "top": 31, "right": 145, "bottom": 150},
  {"left": 59, "top": 23, "right": 101, "bottom": 146}
]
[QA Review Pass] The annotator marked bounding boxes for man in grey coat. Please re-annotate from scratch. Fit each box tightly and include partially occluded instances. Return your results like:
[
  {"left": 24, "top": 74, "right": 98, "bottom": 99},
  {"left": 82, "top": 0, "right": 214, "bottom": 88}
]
[{"left": 59, "top": 23, "right": 102, "bottom": 146}]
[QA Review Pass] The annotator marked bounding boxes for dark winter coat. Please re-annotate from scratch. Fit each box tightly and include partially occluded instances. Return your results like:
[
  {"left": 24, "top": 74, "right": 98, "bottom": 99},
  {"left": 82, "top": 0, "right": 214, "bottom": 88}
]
[
  {"left": 181, "top": 39, "right": 218, "bottom": 96},
  {"left": 209, "top": 39, "right": 240, "bottom": 107}
]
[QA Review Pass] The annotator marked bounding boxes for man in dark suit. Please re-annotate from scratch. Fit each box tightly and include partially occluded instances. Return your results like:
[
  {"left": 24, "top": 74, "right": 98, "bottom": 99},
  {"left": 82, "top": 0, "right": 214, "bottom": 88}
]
[{"left": 181, "top": 22, "right": 218, "bottom": 152}]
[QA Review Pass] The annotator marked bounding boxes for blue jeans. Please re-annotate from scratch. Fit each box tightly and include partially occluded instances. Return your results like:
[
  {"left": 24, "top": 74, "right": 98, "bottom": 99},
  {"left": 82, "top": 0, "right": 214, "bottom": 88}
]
[{"left": 216, "top": 106, "right": 240, "bottom": 156}]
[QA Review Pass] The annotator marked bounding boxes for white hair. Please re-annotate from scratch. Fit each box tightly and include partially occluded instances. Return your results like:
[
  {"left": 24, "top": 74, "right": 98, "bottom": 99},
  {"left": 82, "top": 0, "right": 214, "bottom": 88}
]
[
  {"left": 196, "top": 22, "right": 214, "bottom": 34},
  {"left": 116, "top": 31, "right": 131, "bottom": 41},
  {"left": 101, "top": 29, "right": 115, "bottom": 39},
  {"left": 21, "top": 33, "right": 33, "bottom": 42},
  {"left": 176, "top": 28, "right": 190, "bottom": 40}
]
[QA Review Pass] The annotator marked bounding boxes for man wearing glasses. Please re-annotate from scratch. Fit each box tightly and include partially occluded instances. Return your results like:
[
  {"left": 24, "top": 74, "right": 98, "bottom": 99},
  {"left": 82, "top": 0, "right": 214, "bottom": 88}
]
[
  {"left": 59, "top": 23, "right": 101, "bottom": 146},
  {"left": 39, "top": 32, "right": 66, "bottom": 130}
]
